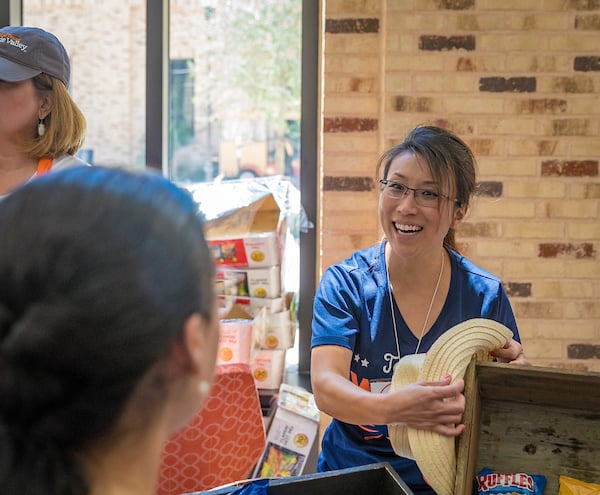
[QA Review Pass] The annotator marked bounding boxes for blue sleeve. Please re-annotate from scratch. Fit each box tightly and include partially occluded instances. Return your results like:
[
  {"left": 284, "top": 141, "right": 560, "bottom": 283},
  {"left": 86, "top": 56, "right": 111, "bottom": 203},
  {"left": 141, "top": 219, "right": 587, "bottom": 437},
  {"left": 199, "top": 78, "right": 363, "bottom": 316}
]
[
  {"left": 490, "top": 283, "right": 521, "bottom": 343},
  {"left": 311, "top": 264, "right": 361, "bottom": 351},
  {"left": 451, "top": 251, "right": 521, "bottom": 344}
]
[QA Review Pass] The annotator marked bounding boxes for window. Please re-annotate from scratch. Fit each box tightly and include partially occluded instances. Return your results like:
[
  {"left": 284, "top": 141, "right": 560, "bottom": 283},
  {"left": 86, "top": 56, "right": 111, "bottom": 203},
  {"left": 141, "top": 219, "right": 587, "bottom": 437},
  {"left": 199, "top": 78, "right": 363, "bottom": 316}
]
[
  {"left": 168, "top": 1, "right": 302, "bottom": 185},
  {"left": 22, "top": 2, "right": 147, "bottom": 170},
  {"left": 11, "top": 0, "right": 316, "bottom": 378}
]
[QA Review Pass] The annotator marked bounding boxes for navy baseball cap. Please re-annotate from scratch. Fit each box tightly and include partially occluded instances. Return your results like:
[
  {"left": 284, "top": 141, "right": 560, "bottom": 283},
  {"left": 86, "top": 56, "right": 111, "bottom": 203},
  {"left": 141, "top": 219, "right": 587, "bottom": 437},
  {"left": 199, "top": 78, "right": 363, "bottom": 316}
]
[{"left": 0, "top": 26, "right": 70, "bottom": 87}]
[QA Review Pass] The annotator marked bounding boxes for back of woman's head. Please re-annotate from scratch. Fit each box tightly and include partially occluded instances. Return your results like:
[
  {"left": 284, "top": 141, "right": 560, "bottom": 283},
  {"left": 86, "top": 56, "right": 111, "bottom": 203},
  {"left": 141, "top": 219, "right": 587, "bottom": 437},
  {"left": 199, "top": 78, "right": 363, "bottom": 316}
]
[
  {"left": 376, "top": 125, "right": 477, "bottom": 251},
  {"left": 0, "top": 166, "right": 215, "bottom": 494}
]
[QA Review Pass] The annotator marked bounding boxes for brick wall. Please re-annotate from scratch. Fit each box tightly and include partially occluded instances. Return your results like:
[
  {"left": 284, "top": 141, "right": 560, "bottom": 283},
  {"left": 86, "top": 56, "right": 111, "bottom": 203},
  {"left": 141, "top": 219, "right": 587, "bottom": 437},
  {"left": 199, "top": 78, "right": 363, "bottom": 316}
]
[
  {"left": 321, "top": 0, "right": 600, "bottom": 371},
  {"left": 24, "top": 0, "right": 146, "bottom": 169}
]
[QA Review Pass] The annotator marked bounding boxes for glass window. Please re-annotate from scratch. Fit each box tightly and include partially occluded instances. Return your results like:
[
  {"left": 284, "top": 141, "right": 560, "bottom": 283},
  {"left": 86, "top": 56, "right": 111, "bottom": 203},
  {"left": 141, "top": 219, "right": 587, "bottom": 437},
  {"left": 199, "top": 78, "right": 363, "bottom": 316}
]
[
  {"left": 18, "top": 0, "right": 312, "bottom": 378},
  {"left": 23, "top": 2, "right": 147, "bottom": 170},
  {"left": 169, "top": 0, "right": 302, "bottom": 185}
]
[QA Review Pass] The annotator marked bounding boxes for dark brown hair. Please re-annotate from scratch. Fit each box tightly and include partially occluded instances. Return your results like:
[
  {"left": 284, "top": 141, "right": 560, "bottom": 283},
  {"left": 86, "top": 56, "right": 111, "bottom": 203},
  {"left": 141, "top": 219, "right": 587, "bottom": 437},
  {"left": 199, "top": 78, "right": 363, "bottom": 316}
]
[{"left": 376, "top": 125, "right": 477, "bottom": 251}]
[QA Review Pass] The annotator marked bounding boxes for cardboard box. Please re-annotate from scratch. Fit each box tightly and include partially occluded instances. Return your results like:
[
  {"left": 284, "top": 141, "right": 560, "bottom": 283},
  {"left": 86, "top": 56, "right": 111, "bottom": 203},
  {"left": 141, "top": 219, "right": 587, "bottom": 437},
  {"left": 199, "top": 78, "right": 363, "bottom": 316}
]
[
  {"left": 252, "top": 384, "right": 320, "bottom": 478},
  {"left": 205, "top": 194, "right": 284, "bottom": 268},
  {"left": 251, "top": 349, "right": 286, "bottom": 390},
  {"left": 259, "top": 310, "right": 294, "bottom": 350},
  {"left": 217, "top": 294, "right": 286, "bottom": 317},
  {"left": 216, "top": 304, "right": 260, "bottom": 366},
  {"left": 208, "top": 233, "right": 280, "bottom": 269},
  {"left": 216, "top": 318, "right": 254, "bottom": 366},
  {"left": 455, "top": 361, "right": 600, "bottom": 495},
  {"left": 215, "top": 266, "right": 281, "bottom": 299},
  {"left": 190, "top": 462, "right": 414, "bottom": 495},
  {"left": 259, "top": 388, "right": 279, "bottom": 432}
]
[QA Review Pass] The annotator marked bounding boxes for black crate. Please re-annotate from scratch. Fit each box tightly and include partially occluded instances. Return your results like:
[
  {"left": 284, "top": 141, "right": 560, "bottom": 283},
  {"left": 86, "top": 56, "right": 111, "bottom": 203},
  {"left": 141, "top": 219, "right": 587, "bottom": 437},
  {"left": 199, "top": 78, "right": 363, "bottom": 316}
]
[{"left": 189, "top": 462, "right": 414, "bottom": 495}]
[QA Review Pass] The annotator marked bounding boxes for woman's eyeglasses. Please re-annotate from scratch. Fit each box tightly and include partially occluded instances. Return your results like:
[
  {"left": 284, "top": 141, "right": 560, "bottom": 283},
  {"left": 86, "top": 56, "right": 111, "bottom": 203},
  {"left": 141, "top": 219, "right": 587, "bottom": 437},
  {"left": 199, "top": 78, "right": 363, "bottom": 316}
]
[{"left": 379, "top": 179, "right": 458, "bottom": 208}]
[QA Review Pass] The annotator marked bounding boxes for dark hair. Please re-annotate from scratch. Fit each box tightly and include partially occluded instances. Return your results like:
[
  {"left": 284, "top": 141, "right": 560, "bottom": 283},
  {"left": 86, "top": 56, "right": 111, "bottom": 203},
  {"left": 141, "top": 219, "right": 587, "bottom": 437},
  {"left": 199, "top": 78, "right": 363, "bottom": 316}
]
[
  {"left": 376, "top": 125, "right": 477, "bottom": 252},
  {"left": 0, "top": 166, "right": 215, "bottom": 494}
]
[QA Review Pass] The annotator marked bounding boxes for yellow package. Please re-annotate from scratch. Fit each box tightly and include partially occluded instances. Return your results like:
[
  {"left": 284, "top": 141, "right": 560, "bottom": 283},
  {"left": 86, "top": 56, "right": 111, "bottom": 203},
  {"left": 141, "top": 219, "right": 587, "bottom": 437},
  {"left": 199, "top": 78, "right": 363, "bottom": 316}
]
[{"left": 559, "top": 475, "right": 600, "bottom": 495}]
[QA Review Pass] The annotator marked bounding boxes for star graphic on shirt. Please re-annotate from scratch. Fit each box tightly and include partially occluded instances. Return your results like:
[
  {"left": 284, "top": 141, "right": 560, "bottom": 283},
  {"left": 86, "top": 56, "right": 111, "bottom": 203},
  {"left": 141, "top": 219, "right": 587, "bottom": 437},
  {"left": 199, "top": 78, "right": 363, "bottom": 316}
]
[
  {"left": 354, "top": 353, "right": 360, "bottom": 362},
  {"left": 361, "top": 358, "right": 369, "bottom": 367}
]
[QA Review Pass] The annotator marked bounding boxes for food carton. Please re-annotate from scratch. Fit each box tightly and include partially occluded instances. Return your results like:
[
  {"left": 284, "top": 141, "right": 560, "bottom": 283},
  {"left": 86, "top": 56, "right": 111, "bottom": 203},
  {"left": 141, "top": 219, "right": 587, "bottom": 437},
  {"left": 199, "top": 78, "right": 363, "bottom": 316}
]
[
  {"left": 208, "top": 233, "right": 280, "bottom": 269},
  {"left": 253, "top": 384, "right": 320, "bottom": 478},
  {"left": 257, "top": 310, "right": 294, "bottom": 350},
  {"left": 250, "top": 349, "right": 286, "bottom": 390},
  {"left": 205, "top": 193, "right": 284, "bottom": 269},
  {"left": 215, "top": 265, "right": 281, "bottom": 299},
  {"left": 216, "top": 318, "right": 254, "bottom": 366},
  {"left": 217, "top": 294, "right": 286, "bottom": 317},
  {"left": 216, "top": 304, "right": 258, "bottom": 366}
]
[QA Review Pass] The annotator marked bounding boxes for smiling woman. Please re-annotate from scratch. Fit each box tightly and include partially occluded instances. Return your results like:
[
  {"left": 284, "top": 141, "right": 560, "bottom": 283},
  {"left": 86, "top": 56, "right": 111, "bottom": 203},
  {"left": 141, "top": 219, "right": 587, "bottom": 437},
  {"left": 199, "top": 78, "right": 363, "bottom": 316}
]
[{"left": 310, "top": 125, "right": 527, "bottom": 495}]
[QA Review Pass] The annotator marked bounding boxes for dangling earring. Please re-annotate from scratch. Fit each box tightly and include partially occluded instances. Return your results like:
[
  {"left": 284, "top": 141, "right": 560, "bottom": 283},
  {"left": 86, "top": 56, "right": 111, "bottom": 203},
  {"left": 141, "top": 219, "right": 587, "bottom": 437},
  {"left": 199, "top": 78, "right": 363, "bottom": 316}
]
[
  {"left": 198, "top": 380, "right": 211, "bottom": 397},
  {"left": 37, "top": 118, "right": 46, "bottom": 137}
]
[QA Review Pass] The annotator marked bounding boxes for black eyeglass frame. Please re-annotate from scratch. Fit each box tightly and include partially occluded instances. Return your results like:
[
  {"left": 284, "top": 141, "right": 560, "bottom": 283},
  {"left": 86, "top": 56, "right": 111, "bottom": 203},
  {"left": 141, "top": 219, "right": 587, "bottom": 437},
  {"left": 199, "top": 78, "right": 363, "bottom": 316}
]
[{"left": 378, "top": 179, "right": 461, "bottom": 207}]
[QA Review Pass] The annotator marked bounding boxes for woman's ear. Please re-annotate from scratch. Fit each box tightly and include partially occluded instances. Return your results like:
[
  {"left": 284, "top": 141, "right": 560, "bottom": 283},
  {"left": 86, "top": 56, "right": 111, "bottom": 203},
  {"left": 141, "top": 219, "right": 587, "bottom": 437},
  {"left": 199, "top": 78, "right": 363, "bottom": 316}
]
[
  {"left": 182, "top": 313, "right": 207, "bottom": 377},
  {"left": 39, "top": 91, "right": 53, "bottom": 119},
  {"left": 183, "top": 311, "right": 219, "bottom": 403},
  {"left": 451, "top": 204, "right": 468, "bottom": 229}
]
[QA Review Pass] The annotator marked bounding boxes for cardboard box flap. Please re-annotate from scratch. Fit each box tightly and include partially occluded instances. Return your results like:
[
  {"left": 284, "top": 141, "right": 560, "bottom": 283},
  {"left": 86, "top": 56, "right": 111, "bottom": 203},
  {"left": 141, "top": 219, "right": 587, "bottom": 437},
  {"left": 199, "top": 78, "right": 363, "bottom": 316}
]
[
  {"left": 220, "top": 303, "right": 254, "bottom": 321},
  {"left": 204, "top": 193, "right": 281, "bottom": 238}
]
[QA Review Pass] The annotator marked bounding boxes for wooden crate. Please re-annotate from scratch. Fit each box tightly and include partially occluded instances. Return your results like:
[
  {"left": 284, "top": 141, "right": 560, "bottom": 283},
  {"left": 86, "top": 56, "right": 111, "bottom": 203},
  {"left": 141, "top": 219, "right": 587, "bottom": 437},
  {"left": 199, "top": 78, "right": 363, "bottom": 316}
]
[{"left": 455, "top": 362, "right": 600, "bottom": 495}]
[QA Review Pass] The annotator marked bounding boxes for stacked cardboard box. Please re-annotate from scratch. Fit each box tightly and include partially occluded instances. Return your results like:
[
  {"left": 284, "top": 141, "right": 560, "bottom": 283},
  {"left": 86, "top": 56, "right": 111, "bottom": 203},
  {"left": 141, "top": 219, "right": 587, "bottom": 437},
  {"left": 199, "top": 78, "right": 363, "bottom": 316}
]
[
  {"left": 204, "top": 192, "right": 296, "bottom": 393},
  {"left": 185, "top": 179, "right": 318, "bottom": 481}
]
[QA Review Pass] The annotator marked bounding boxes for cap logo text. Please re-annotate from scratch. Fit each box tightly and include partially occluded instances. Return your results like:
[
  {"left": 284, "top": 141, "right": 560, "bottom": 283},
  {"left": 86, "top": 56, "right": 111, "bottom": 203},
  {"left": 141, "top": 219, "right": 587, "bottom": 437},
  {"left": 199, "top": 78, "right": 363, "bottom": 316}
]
[{"left": 0, "top": 33, "right": 29, "bottom": 52}]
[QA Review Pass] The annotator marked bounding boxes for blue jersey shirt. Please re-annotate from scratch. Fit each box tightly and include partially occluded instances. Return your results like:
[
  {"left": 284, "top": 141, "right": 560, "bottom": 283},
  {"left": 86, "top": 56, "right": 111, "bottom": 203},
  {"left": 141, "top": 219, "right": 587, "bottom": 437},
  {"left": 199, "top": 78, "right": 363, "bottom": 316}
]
[{"left": 311, "top": 242, "right": 520, "bottom": 494}]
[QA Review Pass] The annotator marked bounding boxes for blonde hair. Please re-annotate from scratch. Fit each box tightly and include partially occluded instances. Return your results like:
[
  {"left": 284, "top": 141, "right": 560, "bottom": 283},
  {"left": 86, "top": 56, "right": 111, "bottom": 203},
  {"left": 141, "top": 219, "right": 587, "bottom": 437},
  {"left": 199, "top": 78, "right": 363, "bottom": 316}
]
[{"left": 20, "top": 74, "right": 87, "bottom": 158}]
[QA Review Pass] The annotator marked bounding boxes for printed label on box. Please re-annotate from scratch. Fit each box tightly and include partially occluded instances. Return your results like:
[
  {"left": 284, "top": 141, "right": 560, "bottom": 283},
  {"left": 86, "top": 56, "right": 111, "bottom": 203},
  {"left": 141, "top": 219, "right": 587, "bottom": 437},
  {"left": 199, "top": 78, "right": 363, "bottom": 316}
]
[
  {"left": 217, "top": 319, "right": 253, "bottom": 365},
  {"left": 256, "top": 442, "right": 306, "bottom": 478},
  {"left": 208, "top": 233, "right": 280, "bottom": 268},
  {"left": 253, "top": 384, "right": 319, "bottom": 478},
  {"left": 262, "top": 310, "right": 293, "bottom": 349},
  {"left": 251, "top": 349, "right": 286, "bottom": 390},
  {"left": 215, "top": 266, "right": 281, "bottom": 299}
]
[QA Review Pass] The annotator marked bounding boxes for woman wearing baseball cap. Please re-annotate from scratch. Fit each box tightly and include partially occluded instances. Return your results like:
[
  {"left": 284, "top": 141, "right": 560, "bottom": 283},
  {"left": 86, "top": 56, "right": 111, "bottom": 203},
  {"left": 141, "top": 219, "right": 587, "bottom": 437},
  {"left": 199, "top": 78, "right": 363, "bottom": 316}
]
[{"left": 0, "top": 26, "right": 88, "bottom": 199}]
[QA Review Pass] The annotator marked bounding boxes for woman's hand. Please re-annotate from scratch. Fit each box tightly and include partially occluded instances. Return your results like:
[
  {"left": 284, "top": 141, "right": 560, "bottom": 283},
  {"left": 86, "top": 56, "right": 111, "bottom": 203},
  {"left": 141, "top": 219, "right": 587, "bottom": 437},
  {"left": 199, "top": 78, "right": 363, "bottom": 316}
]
[
  {"left": 491, "top": 338, "right": 528, "bottom": 365},
  {"left": 311, "top": 346, "right": 466, "bottom": 434},
  {"left": 388, "top": 375, "right": 466, "bottom": 436}
]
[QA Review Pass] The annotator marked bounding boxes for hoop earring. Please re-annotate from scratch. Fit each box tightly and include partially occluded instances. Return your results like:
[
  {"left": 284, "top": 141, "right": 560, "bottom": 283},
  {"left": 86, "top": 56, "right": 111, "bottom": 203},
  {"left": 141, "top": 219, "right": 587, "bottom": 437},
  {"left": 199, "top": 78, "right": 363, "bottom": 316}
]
[{"left": 37, "top": 119, "right": 46, "bottom": 137}]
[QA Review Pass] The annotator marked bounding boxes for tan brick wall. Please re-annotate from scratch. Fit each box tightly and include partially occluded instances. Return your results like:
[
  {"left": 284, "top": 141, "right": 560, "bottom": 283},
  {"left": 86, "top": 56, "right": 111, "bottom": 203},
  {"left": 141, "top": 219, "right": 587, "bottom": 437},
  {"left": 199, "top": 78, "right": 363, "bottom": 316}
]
[{"left": 321, "top": 0, "right": 600, "bottom": 371}]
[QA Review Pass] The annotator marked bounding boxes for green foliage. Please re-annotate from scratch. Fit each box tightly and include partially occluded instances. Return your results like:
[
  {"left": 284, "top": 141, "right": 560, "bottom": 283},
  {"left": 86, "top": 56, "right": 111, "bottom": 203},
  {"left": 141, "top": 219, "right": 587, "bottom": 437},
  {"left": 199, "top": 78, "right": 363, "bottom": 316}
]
[{"left": 202, "top": 0, "right": 302, "bottom": 133}]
